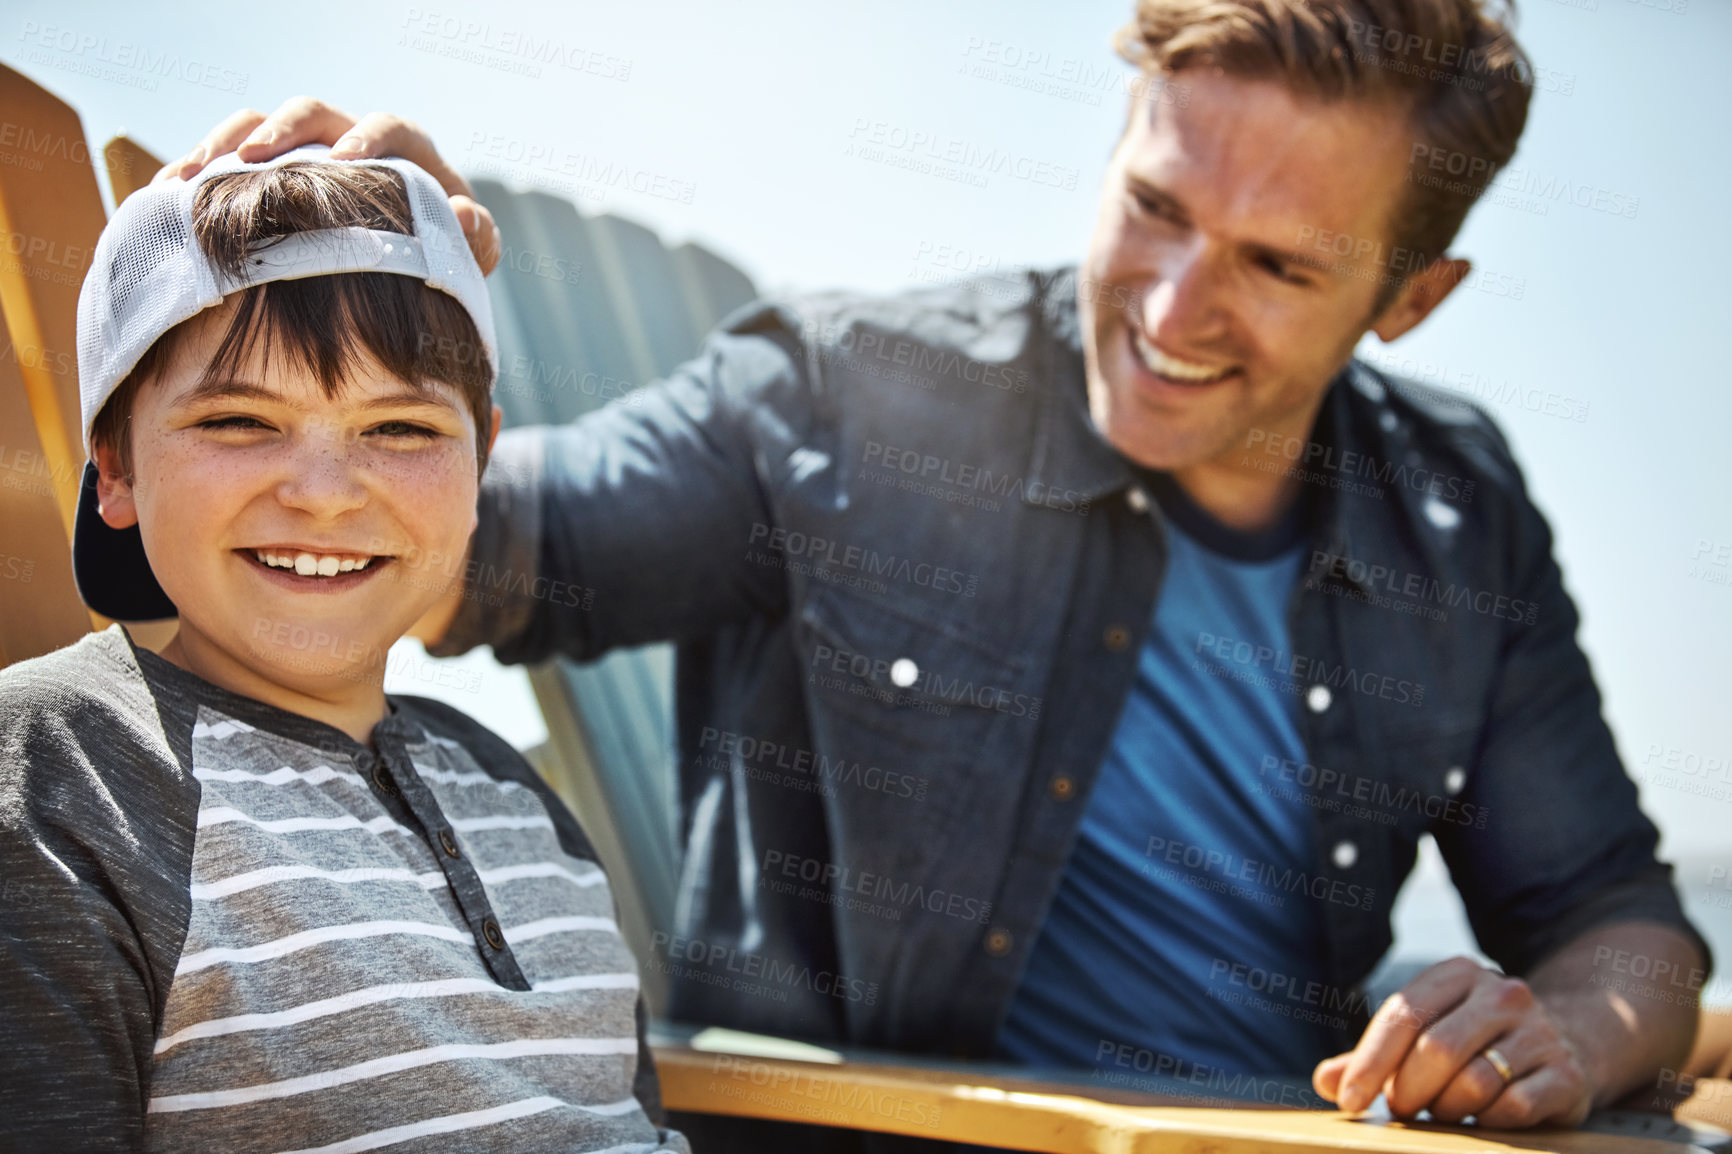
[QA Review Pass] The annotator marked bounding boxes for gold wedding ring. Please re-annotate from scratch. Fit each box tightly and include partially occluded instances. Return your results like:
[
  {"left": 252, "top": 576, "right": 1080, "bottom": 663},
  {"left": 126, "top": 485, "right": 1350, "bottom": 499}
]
[{"left": 1482, "top": 1045, "right": 1515, "bottom": 1084}]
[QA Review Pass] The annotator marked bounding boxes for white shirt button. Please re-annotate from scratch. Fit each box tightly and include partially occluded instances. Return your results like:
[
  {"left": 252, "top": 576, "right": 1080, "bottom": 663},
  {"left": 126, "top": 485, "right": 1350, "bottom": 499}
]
[
  {"left": 1444, "top": 765, "right": 1466, "bottom": 795},
  {"left": 890, "top": 658, "right": 920, "bottom": 688},
  {"left": 1332, "top": 840, "right": 1358, "bottom": 869},
  {"left": 1306, "top": 685, "right": 1333, "bottom": 714},
  {"left": 1126, "top": 486, "right": 1150, "bottom": 513}
]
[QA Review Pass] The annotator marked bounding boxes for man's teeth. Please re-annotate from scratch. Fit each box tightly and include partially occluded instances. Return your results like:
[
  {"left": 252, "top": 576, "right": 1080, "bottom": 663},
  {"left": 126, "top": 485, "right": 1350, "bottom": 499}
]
[
  {"left": 1132, "top": 331, "right": 1232, "bottom": 383},
  {"left": 254, "top": 551, "right": 374, "bottom": 576}
]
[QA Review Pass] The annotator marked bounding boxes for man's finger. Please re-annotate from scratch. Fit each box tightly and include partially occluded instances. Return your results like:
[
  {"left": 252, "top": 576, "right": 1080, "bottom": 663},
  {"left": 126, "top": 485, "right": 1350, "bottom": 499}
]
[
  {"left": 1383, "top": 975, "right": 1534, "bottom": 1117},
  {"left": 331, "top": 113, "right": 473, "bottom": 200},
  {"left": 1335, "top": 958, "right": 1483, "bottom": 1113},
  {"left": 1312, "top": 1053, "right": 1351, "bottom": 1102},
  {"left": 1474, "top": 1061, "right": 1592, "bottom": 1130},
  {"left": 233, "top": 95, "right": 359, "bottom": 163},
  {"left": 1425, "top": 1023, "right": 1551, "bottom": 1124},
  {"left": 450, "top": 196, "right": 501, "bottom": 276},
  {"left": 152, "top": 108, "right": 265, "bottom": 184}
]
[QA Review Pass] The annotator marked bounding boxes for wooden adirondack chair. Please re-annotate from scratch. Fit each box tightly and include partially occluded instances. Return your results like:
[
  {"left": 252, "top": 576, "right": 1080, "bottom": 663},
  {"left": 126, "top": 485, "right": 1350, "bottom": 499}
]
[{"left": 2, "top": 59, "right": 1727, "bottom": 1154}]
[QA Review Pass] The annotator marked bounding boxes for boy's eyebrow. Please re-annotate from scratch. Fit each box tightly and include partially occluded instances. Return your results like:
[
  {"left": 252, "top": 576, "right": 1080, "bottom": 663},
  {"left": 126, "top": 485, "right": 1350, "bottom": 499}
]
[
  {"left": 170, "top": 378, "right": 284, "bottom": 408},
  {"left": 169, "top": 379, "right": 458, "bottom": 412},
  {"left": 358, "top": 390, "right": 459, "bottom": 412}
]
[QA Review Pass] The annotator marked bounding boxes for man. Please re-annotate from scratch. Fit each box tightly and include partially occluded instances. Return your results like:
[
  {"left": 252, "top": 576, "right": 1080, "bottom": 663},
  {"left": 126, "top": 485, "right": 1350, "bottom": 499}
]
[{"left": 169, "top": 0, "right": 1706, "bottom": 1143}]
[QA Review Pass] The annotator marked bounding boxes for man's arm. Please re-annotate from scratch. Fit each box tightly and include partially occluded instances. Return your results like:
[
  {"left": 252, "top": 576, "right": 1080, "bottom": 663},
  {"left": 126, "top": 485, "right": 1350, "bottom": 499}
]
[{"left": 1315, "top": 418, "right": 1708, "bottom": 1127}]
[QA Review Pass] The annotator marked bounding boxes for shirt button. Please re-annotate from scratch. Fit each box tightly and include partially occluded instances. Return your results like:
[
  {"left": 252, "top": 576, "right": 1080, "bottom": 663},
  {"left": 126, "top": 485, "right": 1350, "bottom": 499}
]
[
  {"left": 1306, "top": 685, "right": 1333, "bottom": 714},
  {"left": 1332, "top": 840, "right": 1359, "bottom": 869},
  {"left": 1104, "top": 625, "right": 1131, "bottom": 652},
  {"left": 482, "top": 918, "right": 505, "bottom": 950},
  {"left": 1049, "top": 775, "right": 1075, "bottom": 801},
  {"left": 984, "top": 929, "right": 1013, "bottom": 957},
  {"left": 1444, "top": 766, "right": 1466, "bottom": 795},
  {"left": 1126, "top": 485, "right": 1150, "bottom": 514},
  {"left": 439, "top": 829, "right": 461, "bottom": 858},
  {"left": 890, "top": 658, "right": 920, "bottom": 688},
  {"left": 372, "top": 765, "right": 399, "bottom": 796}
]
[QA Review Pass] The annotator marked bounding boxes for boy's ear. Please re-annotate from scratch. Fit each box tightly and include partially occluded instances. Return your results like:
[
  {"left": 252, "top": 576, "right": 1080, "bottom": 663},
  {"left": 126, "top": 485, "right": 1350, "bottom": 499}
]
[
  {"left": 91, "top": 441, "right": 140, "bottom": 530},
  {"left": 487, "top": 404, "right": 502, "bottom": 455}
]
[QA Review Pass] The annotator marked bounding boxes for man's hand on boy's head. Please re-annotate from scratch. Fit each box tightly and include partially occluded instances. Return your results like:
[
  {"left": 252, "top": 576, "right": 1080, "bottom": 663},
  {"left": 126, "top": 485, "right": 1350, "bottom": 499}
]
[{"left": 157, "top": 97, "right": 502, "bottom": 276}]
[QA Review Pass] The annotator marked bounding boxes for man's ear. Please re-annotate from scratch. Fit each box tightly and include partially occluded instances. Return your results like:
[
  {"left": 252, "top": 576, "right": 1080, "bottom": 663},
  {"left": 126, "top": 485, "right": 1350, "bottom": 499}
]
[
  {"left": 1371, "top": 257, "right": 1471, "bottom": 343},
  {"left": 91, "top": 441, "right": 140, "bottom": 530},
  {"left": 487, "top": 404, "right": 502, "bottom": 455}
]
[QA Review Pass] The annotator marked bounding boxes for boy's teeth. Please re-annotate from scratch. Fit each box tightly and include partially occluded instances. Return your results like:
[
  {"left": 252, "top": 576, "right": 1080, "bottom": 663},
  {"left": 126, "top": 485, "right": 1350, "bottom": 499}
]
[{"left": 252, "top": 550, "right": 374, "bottom": 576}]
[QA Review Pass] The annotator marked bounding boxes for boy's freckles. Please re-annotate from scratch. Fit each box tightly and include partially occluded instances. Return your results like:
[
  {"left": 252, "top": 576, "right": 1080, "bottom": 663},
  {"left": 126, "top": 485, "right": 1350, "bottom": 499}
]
[{"left": 124, "top": 330, "right": 483, "bottom": 691}]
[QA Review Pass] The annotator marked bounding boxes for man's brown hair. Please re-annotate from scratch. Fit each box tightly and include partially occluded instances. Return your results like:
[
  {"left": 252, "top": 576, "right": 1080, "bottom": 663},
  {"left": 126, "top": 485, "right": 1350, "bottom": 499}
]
[
  {"left": 91, "top": 161, "right": 494, "bottom": 478},
  {"left": 1116, "top": 0, "right": 1533, "bottom": 305}
]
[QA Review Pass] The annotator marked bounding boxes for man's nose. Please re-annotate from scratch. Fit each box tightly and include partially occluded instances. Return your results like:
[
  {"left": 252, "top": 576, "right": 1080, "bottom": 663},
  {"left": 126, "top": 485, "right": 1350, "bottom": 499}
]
[{"left": 1142, "top": 240, "right": 1226, "bottom": 346}]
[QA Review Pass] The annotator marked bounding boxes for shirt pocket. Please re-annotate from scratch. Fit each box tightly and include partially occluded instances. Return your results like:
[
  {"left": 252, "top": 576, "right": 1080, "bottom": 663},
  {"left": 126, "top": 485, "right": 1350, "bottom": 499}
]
[{"left": 797, "top": 584, "right": 1032, "bottom": 837}]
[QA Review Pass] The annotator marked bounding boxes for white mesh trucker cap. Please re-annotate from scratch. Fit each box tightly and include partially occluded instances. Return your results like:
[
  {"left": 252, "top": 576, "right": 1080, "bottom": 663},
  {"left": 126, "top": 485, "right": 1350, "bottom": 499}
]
[{"left": 72, "top": 144, "right": 497, "bottom": 620}]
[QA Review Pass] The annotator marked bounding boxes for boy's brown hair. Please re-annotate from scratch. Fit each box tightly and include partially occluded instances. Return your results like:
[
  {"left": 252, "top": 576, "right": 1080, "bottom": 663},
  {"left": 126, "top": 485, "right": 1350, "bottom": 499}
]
[
  {"left": 1116, "top": 0, "right": 1533, "bottom": 305},
  {"left": 91, "top": 162, "right": 495, "bottom": 478}
]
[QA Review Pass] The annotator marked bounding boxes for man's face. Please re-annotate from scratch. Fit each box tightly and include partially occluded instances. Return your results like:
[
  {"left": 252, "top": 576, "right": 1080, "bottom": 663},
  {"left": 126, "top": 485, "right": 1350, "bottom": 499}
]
[
  {"left": 1081, "top": 69, "right": 1418, "bottom": 475},
  {"left": 98, "top": 301, "right": 488, "bottom": 689}
]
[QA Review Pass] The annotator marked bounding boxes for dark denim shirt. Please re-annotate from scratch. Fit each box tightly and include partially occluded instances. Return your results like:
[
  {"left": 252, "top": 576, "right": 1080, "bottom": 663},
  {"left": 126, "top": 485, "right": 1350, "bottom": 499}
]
[{"left": 438, "top": 266, "right": 1705, "bottom": 1061}]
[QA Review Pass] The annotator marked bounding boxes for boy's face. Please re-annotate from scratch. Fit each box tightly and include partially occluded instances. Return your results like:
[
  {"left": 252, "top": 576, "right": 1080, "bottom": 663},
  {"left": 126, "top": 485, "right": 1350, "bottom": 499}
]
[{"left": 94, "top": 298, "right": 498, "bottom": 689}]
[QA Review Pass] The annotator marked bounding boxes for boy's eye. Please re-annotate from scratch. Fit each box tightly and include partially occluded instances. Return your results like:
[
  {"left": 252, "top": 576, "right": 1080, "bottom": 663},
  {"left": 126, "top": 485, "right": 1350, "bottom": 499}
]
[
  {"left": 199, "top": 415, "right": 271, "bottom": 431},
  {"left": 367, "top": 421, "right": 440, "bottom": 440}
]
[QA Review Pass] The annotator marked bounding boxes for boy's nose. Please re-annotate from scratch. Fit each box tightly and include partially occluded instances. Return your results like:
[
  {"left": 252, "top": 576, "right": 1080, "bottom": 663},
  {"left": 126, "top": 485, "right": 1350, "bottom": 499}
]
[{"left": 274, "top": 430, "right": 369, "bottom": 516}]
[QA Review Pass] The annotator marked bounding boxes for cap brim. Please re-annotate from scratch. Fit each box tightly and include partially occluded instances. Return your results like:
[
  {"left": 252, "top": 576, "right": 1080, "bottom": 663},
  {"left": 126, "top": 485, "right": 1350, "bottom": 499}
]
[{"left": 72, "top": 461, "right": 177, "bottom": 621}]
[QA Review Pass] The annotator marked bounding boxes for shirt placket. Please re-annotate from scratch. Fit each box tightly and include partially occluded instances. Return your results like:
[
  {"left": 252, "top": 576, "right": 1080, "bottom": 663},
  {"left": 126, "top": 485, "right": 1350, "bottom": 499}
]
[{"left": 360, "top": 729, "right": 532, "bottom": 991}]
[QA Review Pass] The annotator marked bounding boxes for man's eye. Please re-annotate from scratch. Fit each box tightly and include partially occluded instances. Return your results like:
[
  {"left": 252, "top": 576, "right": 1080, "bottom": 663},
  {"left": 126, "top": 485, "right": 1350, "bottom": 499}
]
[
  {"left": 1258, "top": 255, "right": 1308, "bottom": 285},
  {"left": 199, "top": 415, "right": 270, "bottom": 431}
]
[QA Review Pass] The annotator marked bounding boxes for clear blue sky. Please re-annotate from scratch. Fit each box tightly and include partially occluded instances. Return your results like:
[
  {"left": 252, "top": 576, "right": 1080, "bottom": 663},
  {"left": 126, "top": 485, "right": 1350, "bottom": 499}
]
[{"left": 8, "top": 0, "right": 1728, "bottom": 968}]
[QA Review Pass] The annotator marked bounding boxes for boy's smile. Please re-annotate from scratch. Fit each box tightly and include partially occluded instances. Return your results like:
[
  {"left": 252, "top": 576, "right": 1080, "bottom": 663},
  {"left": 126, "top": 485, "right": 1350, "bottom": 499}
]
[{"left": 93, "top": 299, "right": 499, "bottom": 724}]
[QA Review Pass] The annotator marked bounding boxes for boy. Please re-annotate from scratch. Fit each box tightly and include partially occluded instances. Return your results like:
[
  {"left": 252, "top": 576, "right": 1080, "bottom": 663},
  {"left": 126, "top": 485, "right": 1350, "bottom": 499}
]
[{"left": 0, "top": 146, "right": 689, "bottom": 1153}]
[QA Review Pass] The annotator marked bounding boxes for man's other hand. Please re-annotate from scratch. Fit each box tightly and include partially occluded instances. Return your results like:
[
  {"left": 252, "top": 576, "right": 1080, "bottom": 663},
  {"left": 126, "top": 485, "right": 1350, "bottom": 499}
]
[
  {"left": 154, "top": 97, "right": 501, "bottom": 275},
  {"left": 1312, "top": 956, "right": 1593, "bottom": 1128}
]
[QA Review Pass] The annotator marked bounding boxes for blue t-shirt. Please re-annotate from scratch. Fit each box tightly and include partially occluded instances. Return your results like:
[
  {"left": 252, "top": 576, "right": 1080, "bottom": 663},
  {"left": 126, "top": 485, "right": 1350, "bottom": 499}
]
[{"left": 996, "top": 476, "right": 1335, "bottom": 1076}]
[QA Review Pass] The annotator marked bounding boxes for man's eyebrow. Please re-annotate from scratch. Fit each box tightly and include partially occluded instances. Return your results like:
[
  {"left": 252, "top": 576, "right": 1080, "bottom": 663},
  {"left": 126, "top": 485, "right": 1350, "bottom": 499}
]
[{"left": 1125, "top": 174, "right": 1192, "bottom": 226}]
